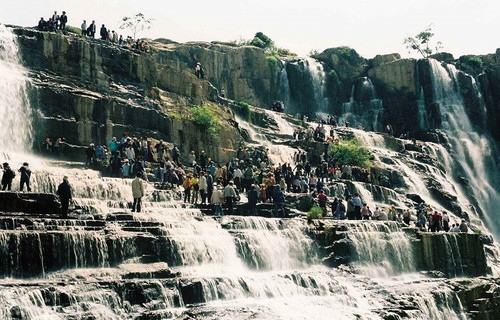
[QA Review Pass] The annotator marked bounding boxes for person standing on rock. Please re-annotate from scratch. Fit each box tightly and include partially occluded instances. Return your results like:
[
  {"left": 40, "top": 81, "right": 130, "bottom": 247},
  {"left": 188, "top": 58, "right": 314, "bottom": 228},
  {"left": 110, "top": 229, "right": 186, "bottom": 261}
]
[
  {"left": 59, "top": 11, "right": 68, "bottom": 30},
  {"left": 88, "top": 20, "right": 96, "bottom": 38},
  {"left": 81, "top": 20, "right": 87, "bottom": 36},
  {"left": 56, "top": 176, "right": 72, "bottom": 218},
  {"left": 131, "top": 173, "right": 145, "bottom": 213},
  {"left": 1, "top": 163, "right": 16, "bottom": 191},
  {"left": 247, "top": 184, "right": 259, "bottom": 216},
  {"left": 211, "top": 183, "right": 224, "bottom": 217},
  {"left": 18, "top": 162, "right": 32, "bottom": 192},
  {"left": 100, "top": 24, "right": 108, "bottom": 41},
  {"left": 223, "top": 181, "right": 238, "bottom": 215}
]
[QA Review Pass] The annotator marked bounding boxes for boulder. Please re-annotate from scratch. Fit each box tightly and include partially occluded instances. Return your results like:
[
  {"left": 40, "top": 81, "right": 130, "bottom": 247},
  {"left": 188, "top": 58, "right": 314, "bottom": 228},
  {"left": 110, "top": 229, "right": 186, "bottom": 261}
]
[
  {"left": 370, "top": 53, "right": 401, "bottom": 68},
  {"left": 0, "top": 192, "right": 60, "bottom": 215}
]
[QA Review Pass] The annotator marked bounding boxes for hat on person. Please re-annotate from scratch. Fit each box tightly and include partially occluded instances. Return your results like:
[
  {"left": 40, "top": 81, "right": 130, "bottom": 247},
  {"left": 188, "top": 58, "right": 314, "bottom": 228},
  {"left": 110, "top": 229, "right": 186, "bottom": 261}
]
[
  {"left": 63, "top": 176, "right": 69, "bottom": 180},
  {"left": 3, "top": 162, "right": 8, "bottom": 167},
  {"left": 229, "top": 180, "right": 234, "bottom": 185}
]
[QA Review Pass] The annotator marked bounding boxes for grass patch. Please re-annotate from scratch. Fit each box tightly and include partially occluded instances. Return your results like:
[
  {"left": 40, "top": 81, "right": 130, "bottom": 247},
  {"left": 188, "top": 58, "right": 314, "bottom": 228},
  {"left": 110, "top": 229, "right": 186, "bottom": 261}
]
[
  {"left": 307, "top": 204, "right": 324, "bottom": 222},
  {"left": 190, "top": 104, "right": 221, "bottom": 135},
  {"left": 65, "top": 25, "right": 82, "bottom": 36},
  {"left": 238, "top": 101, "right": 250, "bottom": 119}
]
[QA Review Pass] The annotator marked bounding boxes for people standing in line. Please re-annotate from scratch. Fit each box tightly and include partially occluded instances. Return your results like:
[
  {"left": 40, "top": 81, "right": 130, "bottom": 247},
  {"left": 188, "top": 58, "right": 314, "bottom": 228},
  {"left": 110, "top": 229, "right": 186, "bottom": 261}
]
[
  {"left": 1, "top": 163, "right": 16, "bottom": 191},
  {"left": 56, "top": 176, "right": 72, "bottom": 218},
  {"left": 18, "top": 162, "right": 32, "bottom": 192},
  {"left": 131, "top": 172, "right": 145, "bottom": 213},
  {"left": 59, "top": 11, "right": 67, "bottom": 30},
  {"left": 223, "top": 180, "right": 238, "bottom": 215}
]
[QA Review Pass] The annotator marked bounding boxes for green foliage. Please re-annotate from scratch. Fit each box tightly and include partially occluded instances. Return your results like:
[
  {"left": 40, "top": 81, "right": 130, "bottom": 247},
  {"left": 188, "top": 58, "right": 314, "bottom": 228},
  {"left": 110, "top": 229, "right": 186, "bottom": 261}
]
[
  {"left": 249, "top": 32, "right": 295, "bottom": 57},
  {"left": 190, "top": 105, "right": 220, "bottom": 135},
  {"left": 120, "top": 13, "right": 154, "bottom": 40},
  {"left": 250, "top": 32, "right": 273, "bottom": 49},
  {"left": 462, "top": 55, "right": 483, "bottom": 69},
  {"left": 330, "top": 139, "right": 372, "bottom": 168},
  {"left": 238, "top": 101, "right": 250, "bottom": 118},
  {"left": 307, "top": 205, "right": 324, "bottom": 220},
  {"left": 168, "top": 112, "right": 181, "bottom": 120},
  {"left": 404, "top": 24, "right": 443, "bottom": 58},
  {"left": 267, "top": 46, "right": 296, "bottom": 57},
  {"left": 65, "top": 25, "right": 82, "bottom": 36}
]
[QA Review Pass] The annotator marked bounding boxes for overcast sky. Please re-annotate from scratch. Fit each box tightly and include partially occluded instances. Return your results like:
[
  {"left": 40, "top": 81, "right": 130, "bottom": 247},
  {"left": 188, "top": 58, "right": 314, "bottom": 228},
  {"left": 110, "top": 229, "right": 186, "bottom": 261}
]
[{"left": 1, "top": 0, "right": 498, "bottom": 59}]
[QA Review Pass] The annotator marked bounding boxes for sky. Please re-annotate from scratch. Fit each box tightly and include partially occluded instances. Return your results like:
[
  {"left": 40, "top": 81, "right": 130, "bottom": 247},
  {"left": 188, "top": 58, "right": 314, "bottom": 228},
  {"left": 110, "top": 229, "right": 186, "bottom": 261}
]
[{"left": 1, "top": 0, "right": 499, "bottom": 59}]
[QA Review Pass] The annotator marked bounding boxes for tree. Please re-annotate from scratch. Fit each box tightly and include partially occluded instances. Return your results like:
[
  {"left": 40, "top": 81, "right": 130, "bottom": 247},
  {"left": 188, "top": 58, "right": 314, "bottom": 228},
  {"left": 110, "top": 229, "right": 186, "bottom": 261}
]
[
  {"left": 404, "top": 25, "right": 443, "bottom": 58},
  {"left": 250, "top": 32, "right": 274, "bottom": 49},
  {"left": 120, "top": 13, "right": 153, "bottom": 40}
]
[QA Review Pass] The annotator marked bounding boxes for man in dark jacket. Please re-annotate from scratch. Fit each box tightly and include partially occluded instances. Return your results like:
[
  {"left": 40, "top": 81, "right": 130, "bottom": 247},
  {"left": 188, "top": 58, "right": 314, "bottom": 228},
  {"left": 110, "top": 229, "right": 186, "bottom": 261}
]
[
  {"left": 87, "top": 20, "right": 96, "bottom": 38},
  {"left": 1, "top": 163, "right": 15, "bottom": 191},
  {"left": 59, "top": 11, "right": 68, "bottom": 30},
  {"left": 56, "top": 176, "right": 73, "bottom": 218},
  {"left": 100, "top": 24, "right": 108, "bottom": 40},
  {"left": 247, "top": 184, "right": 259, "bottom": 216},
  {"left": 273, "top": 186, "right": 287, "bottom": 218},
  {"left": 18, "top": 162, "right": 32, "bottom": 192}
]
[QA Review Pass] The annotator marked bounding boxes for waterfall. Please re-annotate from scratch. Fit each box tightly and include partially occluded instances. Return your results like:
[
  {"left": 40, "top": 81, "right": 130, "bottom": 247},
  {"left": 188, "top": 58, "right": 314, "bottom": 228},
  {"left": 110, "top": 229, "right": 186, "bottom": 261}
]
[
  {"left": 304, "top": 57, "right": 329, "bottom": 114},
  {"left": 340, "top": 77, "right": 383, "bottom": 131},
  {"left": 346, "top": 221, "right": 416, "bottom": 277},
  {"left": 0, "top": 28, "right": 493, "bottom": 320},
  {"left": 278, "top": 62, "right": 292, "bottom": 112},
  {"left": 0, "top": 25, "right": 33, "bottom": 153},
  {"left": 428, "top": 59, "right": 500, "bottom": 237}
]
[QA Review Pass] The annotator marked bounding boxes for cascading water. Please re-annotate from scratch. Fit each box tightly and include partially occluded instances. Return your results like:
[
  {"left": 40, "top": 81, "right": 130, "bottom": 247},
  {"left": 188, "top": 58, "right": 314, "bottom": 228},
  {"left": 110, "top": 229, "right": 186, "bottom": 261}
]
[
  {"left": 427, "top": 59, "right": 500, "bottom": 237},
  {"left": 0, "top": 25, "right": 33, "bottom": 153},
  {"left": 340, "top": 77, "right": 383, "bottom": 130},
  {"left": 304, "top": 57, "right": 329, "bottom": 114},
  {"left": 0, "top": 27, "right": 494, "bottom": 320}
]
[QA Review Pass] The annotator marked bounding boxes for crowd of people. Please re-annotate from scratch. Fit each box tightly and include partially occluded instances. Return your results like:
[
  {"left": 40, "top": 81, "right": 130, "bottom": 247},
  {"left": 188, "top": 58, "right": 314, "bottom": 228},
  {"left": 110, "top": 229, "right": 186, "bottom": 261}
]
[
  {"left": 37, "top": 10, "right": 150, "bottom": 53},
  {"left": 37, "top": 11, "right": 68, "bottom": 32}
]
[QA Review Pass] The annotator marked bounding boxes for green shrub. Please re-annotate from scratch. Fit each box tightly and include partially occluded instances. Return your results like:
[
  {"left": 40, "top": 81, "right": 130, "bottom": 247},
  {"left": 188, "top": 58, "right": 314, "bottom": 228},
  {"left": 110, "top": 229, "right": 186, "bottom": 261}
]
[
  {"left": 65, "top": 25, "right": 82, "bottom": 36},
  {"left": 307, "top": 205, "right": 324, "bottom": 220},
  {"left": 250, "top": 32, "right": 273, "bottom": 49},
  {"left": 462, "top": 55, "right": 483, "bottom": 69},
  {"left": 330, "top": 139, "right": 372, "bottom": 168},
  {"left": 238, "top": 101, "right": 250, "bottom": 119},
  {"left": 190, "top": 105, "right": 220, "bottom": 135}
]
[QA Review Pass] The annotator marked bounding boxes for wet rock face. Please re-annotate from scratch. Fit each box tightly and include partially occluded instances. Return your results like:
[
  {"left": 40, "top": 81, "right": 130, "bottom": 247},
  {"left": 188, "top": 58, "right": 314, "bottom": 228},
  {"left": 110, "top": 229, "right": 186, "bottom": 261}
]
[
  {"left": 0, "top": 192, "right": 60, "bottom": 214},
  {"left": 417, "top": 233, "right": 488, "bottom": 277},
  {"left": 480, "top": 67, "right": 500, "bottom": 141},
  {"left": 453, "top": 278, "right": 500, "bottom": 320},
  {"left": 11, "top": 28, "right": 243, "bottom": 162},
  {"left": 368, "top": 59, "right": 420, "bottom": 136}
]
